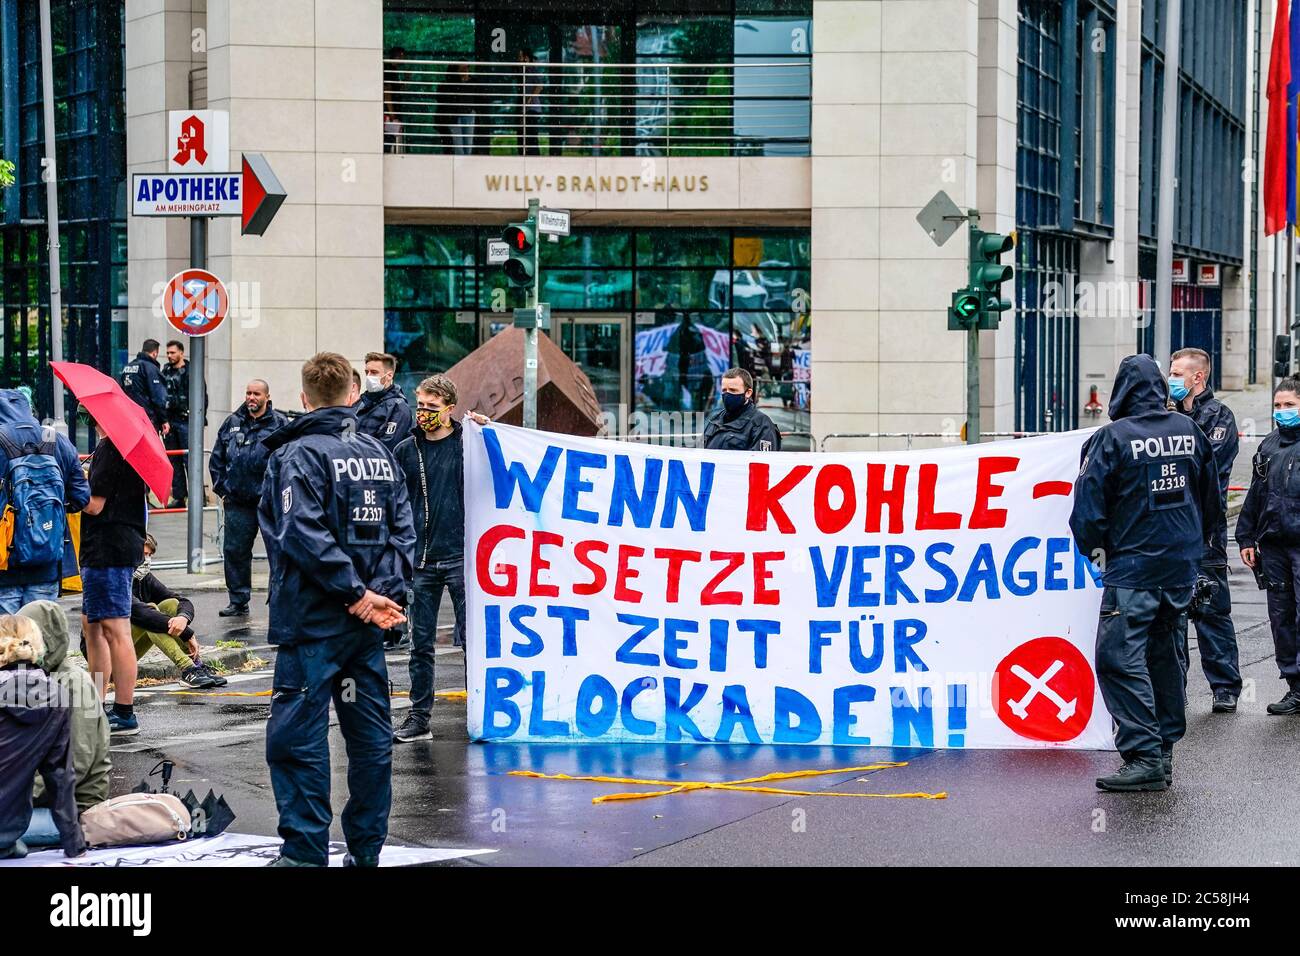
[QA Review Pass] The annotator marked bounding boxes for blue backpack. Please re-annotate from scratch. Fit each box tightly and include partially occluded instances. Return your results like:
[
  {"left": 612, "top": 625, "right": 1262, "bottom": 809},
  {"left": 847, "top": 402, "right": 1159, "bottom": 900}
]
[{"left": 0, "top": 428, "right": 67, "bottom": 569}]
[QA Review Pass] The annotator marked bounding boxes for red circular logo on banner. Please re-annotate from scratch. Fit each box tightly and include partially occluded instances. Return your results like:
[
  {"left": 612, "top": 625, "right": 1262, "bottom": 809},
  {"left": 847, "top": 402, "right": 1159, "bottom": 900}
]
[
  {"left": 994, "top": 637, "right": 1095, "bottom": 742},
  {"left": 162, "top": 268, "right": 228, "bottom": 337}
]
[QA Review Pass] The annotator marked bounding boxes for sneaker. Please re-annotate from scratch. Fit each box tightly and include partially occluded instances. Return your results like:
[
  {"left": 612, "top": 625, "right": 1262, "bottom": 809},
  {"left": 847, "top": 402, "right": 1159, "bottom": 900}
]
[
  {"left": 1211, "top": 691, "right": 1238, "bottom": 714},
  {"left": 343, "top": 852, "right": 379, "bottom": 867},
  {"left": 108, "top": 711, "right": 140, "bottom": 737},
  {"left": 1095, "top": 758, "right": 1167, "bottom": 792},
  {"left": 218, "top": 603, "right": 249, "bottom": 618},
  {"left": 266, "top": 854, "right": 320, "bottom": 867},
  {"left": 1267, "top": 690, "right": 1300, "bottom": 715},
  {"left": 393, "top": 715, "right": 432, "bottom": 743},
  {"left": 180, "top": 664, "right": 219, "bottom": 689},
  {"left": 0, "top": 839, "right": 29, "bottom": 860},
  {"left": 200, "top": 661, "right": 228, "bottom": 687}
]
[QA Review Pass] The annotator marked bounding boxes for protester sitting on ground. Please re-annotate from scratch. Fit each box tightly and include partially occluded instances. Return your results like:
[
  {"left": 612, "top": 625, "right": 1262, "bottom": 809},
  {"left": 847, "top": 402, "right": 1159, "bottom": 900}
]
[
  {"left": 131, "top": 534, "right": 226, "bottom": 689},
  {"left": 0, "top": 614, "right": 85, "bottom": 859},
  {"left": 18, "top": 600, "right": 109, "bottom": 848}
]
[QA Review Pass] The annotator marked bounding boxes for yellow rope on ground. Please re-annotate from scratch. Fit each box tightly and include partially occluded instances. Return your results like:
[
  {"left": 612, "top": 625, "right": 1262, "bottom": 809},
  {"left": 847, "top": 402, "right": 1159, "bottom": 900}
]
[
  {"left": 166, "top": 688, "right": 469, "bottom": 699},
  {"left": 508, "top": 762, "right": 948, "bottom": 804}
]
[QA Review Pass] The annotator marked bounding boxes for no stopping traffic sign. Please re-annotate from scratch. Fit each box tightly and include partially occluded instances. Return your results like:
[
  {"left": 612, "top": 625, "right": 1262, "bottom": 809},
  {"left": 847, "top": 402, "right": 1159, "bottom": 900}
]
[{"left": 163, "top": 268, "right": 228, "bottom": 337}]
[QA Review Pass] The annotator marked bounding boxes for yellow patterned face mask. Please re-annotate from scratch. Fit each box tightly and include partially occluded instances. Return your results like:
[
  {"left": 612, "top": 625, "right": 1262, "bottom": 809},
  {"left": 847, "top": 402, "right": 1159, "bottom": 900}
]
[{"left": 416, "top": 406, "right": 451, "bottom": 431}]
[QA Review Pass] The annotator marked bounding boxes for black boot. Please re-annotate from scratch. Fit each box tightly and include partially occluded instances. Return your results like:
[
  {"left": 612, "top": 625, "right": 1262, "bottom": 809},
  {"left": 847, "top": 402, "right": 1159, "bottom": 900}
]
[
  {"left": 343, "top": 852, "right": 379, "bottom": 867},
  {"left": 1211, "top": 691, "right": 1238, "bottom": 714},
  {"left": 1266, "top": 689, "right": 1300, "bottom": 715},
  {"left": 1096, "top": 757, "right": 1167, "bottom": 792},
  {"left": 1161, "top": 749, "right": 1173, "bottom": 786},
  {"left": 218, "top": 603, "right": 249, "bottom": 618}
]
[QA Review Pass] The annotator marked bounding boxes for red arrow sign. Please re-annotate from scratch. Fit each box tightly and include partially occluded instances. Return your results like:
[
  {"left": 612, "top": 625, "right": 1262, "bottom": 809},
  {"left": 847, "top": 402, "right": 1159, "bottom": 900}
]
[{"left": 241, "top": 152, "right": 286, "bottom": 236}]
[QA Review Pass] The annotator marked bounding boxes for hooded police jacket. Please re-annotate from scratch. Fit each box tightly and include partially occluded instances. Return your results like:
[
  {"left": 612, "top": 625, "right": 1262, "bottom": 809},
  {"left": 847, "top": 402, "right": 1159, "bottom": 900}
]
[
  {"left": 258, "top": 405, "right": 415, "bottom": 646},
  {"left": 1235, "top": 421, "right": 1300, "bottom": 550},
  {"left": 209, "top": 401, "right": 290, "bottom": 507},
  {"left": 357, "top": 385, "right": 414, "bottom": 454},
  {"left": 119, "top": 352, "right": 169, "bottom": 429},
  {"left": 1069, "top": 354, "right": 1221, "bottom": 590},
  {"left": 1175, "top": 386, "right": 1238, "bottom": 563},
  {"left": 702, "top": 400, "right": 781, "bottom": 452}
]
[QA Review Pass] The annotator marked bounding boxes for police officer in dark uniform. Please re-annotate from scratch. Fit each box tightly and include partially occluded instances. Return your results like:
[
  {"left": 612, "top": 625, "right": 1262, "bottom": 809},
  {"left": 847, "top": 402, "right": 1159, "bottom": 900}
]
[
  {"left": 209, "top": 379, "right": 289, "bottom": 617},
  {"left": 702, "top": 367, "right": 781, "bottom": 452},
  {"left": 1169, "top": 347, "right": 1241, "bottom": 712},
  {"left": 119, "top": 339, "right": 170, "bottom": 438},
  {"left": 357, "top": 351, "right": 413, "bottom": 454},
  {"left": 259, "top": 352, "right": 415, "bottom": 867},
  {"left": 1236, "top": 378, "right": 1300, "bottom": 715},
  {"left": 160, "top": 339, "right": 205, "bottom": 507},
  {"left": 1070, "top": 354, "right": 1221, "bottom": 792}
]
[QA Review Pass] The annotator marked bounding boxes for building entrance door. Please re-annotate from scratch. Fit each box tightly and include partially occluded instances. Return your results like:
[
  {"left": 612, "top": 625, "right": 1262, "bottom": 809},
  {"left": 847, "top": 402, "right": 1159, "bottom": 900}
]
[{"left": 554, "top": 313, "right": 629, "bottom": 433}]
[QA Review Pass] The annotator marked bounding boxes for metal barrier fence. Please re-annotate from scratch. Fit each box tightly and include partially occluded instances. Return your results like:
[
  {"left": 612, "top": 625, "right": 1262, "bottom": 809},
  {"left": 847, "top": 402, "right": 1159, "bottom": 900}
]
[{"left": 383, "top": 58, "right": 811, "bottom": 156}]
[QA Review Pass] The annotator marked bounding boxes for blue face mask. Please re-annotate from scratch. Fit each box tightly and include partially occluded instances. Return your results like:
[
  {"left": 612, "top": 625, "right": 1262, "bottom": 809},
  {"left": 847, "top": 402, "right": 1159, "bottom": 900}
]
[
  {"left": 1275, "top": 408, "right": 1300, "bottom": 428},
  {"left": 1168, "top": 376, "right": 1189, "bottom": 401},
  {"left": 722, "top": 391, "right": 747, "bottom": 417}
]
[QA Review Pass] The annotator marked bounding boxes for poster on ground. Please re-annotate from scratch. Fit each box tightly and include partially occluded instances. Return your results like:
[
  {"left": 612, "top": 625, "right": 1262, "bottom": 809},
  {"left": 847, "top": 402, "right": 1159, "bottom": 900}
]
[{"left": 463, "top": 422, "right": 1112, "bottom": 750}]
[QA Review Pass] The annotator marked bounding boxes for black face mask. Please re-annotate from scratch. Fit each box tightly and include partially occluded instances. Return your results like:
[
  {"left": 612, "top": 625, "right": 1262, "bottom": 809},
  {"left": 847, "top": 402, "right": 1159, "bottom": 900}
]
[{"left": 722, "top": 392, "right": 747, "bottom": 418}]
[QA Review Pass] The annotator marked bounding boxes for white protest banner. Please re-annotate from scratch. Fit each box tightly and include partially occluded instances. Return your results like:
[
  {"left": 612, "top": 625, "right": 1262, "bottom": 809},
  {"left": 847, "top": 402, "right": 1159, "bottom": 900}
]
[{"left": 464, "top": 422, "right": 1113, "bottom": 750}]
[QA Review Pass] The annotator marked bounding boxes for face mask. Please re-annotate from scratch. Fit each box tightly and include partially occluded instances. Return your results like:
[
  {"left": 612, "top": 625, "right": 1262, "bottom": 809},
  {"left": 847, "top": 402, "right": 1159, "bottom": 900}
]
[
  {"left": 722, "top": 392, "right": 747, "bottom": 417},
  {"left": 416, "top": 408, "right": 443, "bottom": 432},
  {"left": 133, "top": 557, "right": 152, "bottom": 580},
  {"left": 365, "top": 375, "right": 384, "bottom": 393},
  {"left": 1168, "top": 377, "right": 1188, "bottom": 401},
  {"left": 1275, "top": 408, "right": 1300, "bottom": 428}
]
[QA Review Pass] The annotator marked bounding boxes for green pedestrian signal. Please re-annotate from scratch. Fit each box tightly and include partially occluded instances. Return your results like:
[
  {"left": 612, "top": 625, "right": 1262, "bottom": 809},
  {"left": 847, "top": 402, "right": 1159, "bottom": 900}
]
[
  {"left": 502, "top": 220, "right": 537, "bottom": 288},
  {"left": 969, "top": 228, "right": 1015, "bottom": 329}
]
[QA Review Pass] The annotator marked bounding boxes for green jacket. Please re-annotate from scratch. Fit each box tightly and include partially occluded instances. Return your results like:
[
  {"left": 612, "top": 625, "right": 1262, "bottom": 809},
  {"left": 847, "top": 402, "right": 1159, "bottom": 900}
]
[{"left": 22, "top": 601, "right": 110, "bottom": 812}]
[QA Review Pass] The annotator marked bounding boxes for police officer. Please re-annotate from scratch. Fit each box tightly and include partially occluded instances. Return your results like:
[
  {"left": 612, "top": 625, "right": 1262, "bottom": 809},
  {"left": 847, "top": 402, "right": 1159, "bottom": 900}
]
[
  {"left": 1070, "top": 354, "right": 1221, "bottom": 792},
  {"left": 160, "top": 339, "right": 205, "bottom": 508},
  {"left": 1169, "top": 347, "right": 1241, "bottom": 712},
  {"left": 120, "top": 339, "right": 169, "bottom": 439},
  {"left": 259, "top": 352, "right": 415, "bottom": 867},
  {"left": 702, "top": 368, "right": 781, "bottom": 451},
  {"left": 357, "top": 351, "right": 413, "bottom": 453},
  {"left": 209, "top": 379, "right": 289, "bottom": 618},
  {"left": 1236, "top": 378, "right": 1300, "bottom": 715}
]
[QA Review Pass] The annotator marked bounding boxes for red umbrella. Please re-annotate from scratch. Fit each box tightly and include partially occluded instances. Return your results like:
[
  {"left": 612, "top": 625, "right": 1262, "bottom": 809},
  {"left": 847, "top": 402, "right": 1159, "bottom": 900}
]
[{"left": 51, "top": 361, "right": 173, "bottom": 502}]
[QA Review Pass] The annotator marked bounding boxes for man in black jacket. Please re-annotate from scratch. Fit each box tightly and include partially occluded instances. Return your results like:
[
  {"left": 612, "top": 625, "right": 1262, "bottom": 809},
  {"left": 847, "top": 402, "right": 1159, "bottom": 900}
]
[
  {"left": 259, "top": 352, "right": 414, "bottom": 868},
  {"left": 120, "top": 338, "right": 170, "bottom": 439},
  {"left": 1070, "top": 354, "right": 1221, "bottom": 793},
  {"left": 702, "top": 368, "right": 781, "bottom": 452},
  {"left": 357, "top": 352, "right": 413, "bottom": 454},
  {"left": 131, "top": 534, "right": 226, "bottom": 689},
  {"left": 161, "top": 339, "right": 207, "bottom": 508},
  {"left": 391, "top": 374, "right": 487, "bottom": 743},
  {"left": 1169, "top": 347, "right": 1241, "bottom": 712},
  {"left": 1236, "top": 378, "right": 1300, "bottom": 714},
  {"left": 209, "top": 380, "right": 290, "bottom": 618}
]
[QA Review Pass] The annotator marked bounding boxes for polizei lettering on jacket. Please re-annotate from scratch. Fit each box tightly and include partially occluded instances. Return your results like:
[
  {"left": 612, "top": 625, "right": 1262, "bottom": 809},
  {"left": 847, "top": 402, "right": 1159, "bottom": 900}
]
[
  {"left": 1128, "top": 434, "right": 1195, "bottom": 460},
  {"left": 332, "top": 455, "right": 395, "bottom": 482}
]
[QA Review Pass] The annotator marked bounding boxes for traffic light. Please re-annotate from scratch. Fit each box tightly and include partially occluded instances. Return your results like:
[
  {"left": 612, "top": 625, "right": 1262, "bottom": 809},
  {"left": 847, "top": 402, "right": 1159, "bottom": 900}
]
[
  {"left": 501, "top": 220, "right": 536, "bottom": 288},
  {"left": 948, "top": 289, "right": 982, "bottom": 330},
  {"left": 969, "top": 228, "right": 1014, "bottom": 329}
]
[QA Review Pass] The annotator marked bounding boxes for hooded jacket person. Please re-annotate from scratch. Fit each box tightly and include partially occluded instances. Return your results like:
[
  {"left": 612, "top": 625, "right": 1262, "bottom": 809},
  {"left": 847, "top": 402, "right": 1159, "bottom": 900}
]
[
  {"left": 1071, "top": 354, "right": 1222, "bottom": 590},
  {"left": 0, "top": 389, "right": 91, "bottom": 609},
  {"left": 20, "top": 600, "right": 109, "bottom": 813},
  {"left": 0, "top": 615, "right": 85, "bottom": 857},
  {"left": 357, "top": 384, "right": 414, "bottom": 454}
]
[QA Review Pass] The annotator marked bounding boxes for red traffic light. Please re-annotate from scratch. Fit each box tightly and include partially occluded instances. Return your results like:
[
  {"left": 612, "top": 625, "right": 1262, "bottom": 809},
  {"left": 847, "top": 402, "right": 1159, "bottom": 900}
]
[{"left": 503, "top": 224, "right": 534, "bottom": 253}]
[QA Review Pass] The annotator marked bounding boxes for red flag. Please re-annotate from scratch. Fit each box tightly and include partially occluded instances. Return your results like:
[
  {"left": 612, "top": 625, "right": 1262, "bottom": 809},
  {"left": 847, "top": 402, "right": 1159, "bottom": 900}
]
[{"left": 1266, "top": 0, "right": 1292, "bottom": 235}]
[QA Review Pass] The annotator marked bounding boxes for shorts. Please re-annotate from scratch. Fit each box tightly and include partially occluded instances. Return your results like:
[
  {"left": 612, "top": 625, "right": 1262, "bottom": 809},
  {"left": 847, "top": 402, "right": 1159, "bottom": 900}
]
[{"left": 81, "top": 566, "right": 134, "bottom": 623}]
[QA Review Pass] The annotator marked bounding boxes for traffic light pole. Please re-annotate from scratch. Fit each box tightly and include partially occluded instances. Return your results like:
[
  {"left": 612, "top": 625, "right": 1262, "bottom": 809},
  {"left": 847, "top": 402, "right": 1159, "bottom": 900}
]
[
  {"left": 965, "top": 210, "right": 981, "bottom": 445},
  {"left": 187, "top": 216, "right": 207, "bottom": 573},
  {"left": 524, "top": 197, "right": 540, "bottom": 429}
]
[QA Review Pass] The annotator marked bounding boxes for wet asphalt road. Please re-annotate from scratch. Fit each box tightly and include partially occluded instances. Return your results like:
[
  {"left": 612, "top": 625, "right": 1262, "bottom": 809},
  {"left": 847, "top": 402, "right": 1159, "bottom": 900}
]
[{"left": 82, "top": 534, "right": 1300, "bottom": 867}]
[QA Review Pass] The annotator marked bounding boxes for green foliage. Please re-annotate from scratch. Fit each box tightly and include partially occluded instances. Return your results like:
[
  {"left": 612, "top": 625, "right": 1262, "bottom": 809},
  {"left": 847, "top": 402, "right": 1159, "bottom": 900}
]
[{"left": 0, "top": 159, "right": 14, "bottom": 188}]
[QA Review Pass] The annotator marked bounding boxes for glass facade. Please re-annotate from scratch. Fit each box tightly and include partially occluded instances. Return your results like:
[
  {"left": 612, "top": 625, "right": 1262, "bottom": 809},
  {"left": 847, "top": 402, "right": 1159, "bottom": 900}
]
[
  {"left": 0, "top": 0, "right": 125, "bottom": 431},
  {"left": 385, "top": 224, "right": 811, "bottom": 445},
  {"left": 382, "top": 0, "right": 811, "bottom": 156}
]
